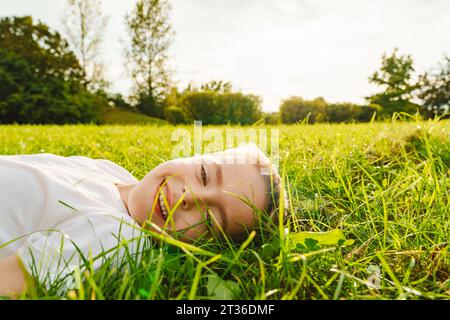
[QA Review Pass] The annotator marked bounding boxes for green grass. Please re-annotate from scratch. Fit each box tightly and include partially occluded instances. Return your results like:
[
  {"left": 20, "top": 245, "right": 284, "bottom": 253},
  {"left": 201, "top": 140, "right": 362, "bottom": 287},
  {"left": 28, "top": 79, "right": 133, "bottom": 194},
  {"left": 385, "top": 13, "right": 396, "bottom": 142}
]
[
  {"left": 100, "top": 106, "right": 168, "bottom": 125},
  {"left": 0, "top": 118, "right": 449, "bottom": 300}
]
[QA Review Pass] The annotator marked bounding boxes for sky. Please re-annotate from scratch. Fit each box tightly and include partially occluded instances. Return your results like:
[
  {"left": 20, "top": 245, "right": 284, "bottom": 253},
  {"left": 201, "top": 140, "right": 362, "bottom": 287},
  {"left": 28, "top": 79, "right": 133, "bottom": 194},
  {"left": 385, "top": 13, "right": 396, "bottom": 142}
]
[{"left": 1, "top": 0, "right": 449, "bottom": 111}]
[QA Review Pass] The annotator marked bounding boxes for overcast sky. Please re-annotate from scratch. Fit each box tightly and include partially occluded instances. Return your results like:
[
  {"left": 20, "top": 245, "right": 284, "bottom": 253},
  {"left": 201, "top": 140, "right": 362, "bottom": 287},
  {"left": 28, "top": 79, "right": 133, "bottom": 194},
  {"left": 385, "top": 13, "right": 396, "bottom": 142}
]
[{"left": 2, "top": 0, "right": 449, "bottom": 111}]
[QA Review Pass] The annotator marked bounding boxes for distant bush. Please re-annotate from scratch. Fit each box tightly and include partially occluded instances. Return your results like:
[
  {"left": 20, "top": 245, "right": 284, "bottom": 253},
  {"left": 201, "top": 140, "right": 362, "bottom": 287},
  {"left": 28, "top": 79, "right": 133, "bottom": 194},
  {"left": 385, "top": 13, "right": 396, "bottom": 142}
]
[
  {"left": 280, "top": 96, "right": 377, "bottom": 124},
  {"left": 264, "top": 112, "right": 281, "bottom": 125},
  {"left": 180, "top": 91, "right": 262, "bottom": 125},
  {"left": 325, "top": 103, "right": 378, "bottom": 123},
  {"left": 280, "top": 97, "right": 327, "bottom": 124},
  {"left": 164, "top": 106, "right": 188, "bottom": 124}
]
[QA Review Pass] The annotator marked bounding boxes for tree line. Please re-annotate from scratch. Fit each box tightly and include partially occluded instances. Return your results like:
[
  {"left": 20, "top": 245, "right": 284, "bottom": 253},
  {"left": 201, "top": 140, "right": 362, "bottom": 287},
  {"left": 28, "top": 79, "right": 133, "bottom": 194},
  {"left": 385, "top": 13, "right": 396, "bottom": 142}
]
[
  {"left": 0, "top": 0, "right": 448, "bottom": 125},
  {"left": 277, "top": 49, "right": 449, "bottom": 124}
]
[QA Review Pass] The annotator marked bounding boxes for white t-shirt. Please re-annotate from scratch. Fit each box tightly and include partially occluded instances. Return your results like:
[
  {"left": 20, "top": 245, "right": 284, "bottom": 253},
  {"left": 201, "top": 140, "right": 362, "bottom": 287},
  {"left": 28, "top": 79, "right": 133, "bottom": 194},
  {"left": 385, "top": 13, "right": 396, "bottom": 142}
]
[{"left": 0, "top": 153, "right": 143, "bottom": 289}]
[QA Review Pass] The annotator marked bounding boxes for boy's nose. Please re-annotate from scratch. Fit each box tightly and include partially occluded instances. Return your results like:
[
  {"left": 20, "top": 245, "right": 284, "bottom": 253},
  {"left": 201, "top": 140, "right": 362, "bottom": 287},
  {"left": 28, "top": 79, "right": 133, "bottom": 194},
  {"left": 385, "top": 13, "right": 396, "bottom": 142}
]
[
  {"left": 180, "top": 185, "right": 212, "bottom": 210},
  {"left": 181, "top": 186, "right": 200, "bottom": 209}
]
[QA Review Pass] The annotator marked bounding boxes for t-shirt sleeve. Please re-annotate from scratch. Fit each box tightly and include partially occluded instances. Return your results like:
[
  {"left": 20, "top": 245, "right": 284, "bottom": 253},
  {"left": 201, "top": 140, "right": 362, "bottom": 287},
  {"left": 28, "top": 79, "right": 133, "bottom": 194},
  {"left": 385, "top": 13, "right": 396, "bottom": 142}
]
[{"left": 17, "top": 212, "right": 142, "bottom": 290}]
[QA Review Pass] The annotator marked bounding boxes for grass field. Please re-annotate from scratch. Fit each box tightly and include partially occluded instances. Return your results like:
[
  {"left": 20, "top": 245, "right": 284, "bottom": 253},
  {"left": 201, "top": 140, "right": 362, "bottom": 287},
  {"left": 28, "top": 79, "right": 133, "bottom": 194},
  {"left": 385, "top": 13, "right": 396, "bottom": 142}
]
[{"left": 0, "top": 118, "right": 449, "bottom": 300}]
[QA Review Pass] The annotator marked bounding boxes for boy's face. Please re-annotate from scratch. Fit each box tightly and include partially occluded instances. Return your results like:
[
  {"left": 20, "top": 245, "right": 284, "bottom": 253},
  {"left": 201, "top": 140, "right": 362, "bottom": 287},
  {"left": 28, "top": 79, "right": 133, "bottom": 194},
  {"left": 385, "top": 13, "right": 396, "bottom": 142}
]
[{"left": 127, "top": 153, "right": 267, "bottom": 241}]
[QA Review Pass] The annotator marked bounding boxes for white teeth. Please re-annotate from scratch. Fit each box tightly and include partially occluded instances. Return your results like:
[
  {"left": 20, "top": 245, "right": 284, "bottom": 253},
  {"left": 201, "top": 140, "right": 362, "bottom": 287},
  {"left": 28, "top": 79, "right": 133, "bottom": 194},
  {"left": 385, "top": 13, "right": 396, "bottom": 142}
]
[{"left": 158, "top": 186, "right": 169, "bottom": 220}]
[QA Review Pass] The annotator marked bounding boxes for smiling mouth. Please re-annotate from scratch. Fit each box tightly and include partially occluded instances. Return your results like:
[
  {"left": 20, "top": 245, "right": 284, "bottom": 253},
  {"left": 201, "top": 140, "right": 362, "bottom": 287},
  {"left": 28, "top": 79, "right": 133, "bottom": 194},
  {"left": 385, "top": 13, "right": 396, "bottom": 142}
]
[{"left": 155, "top": 177, "right": 169, "bottom": 221}]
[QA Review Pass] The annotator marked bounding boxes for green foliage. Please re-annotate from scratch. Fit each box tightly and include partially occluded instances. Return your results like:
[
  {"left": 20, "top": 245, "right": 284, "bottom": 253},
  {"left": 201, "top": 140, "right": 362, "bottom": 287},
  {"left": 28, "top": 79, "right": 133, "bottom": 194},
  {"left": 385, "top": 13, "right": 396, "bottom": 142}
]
[
  {"left": 368, "top": 48, "right": 420, "bottom": 117},
  {"left": 0, "top": 16, "right": 83, "bottom": 83},
  {"left": 105, "top": 93, "right": 135, "bottom": 112},
  {"left": 280, "top": 96, "right": 327, "bottom": 124},
  {"left": 135, "top": 92, "right": 164, "bottom": 118},
  {"left": 161, "top": 81, "right": 263, "bottom": 125},
  {"left": 124, "top": 0, "right": 174, "bottom": 117},
  {"left": 199, "top": 80, "right": 232, "bottom": 93},
  {"left": 325, "top": 103, "right": 378, "bottom": 123},
  {"left": 0, "top": 48, "right": 101, "bottom": 124},
  {"left": 206, "top": 274, "right": 241, "bottom": 300},
  {"left": 180, "top": 91, "right": 262, "bottom": 125},
  {"left": 164, "top": 106, "right": 188, "bottom": 124},
  {"left": 290, "top": 229, "right": 354, "bottom": 249},
  {"left": 280, "top": 97, "right": 375, "bottom": 124},
  {"left": 0, "top": 16, "right": 105, "bottom": 124},
  {"left": 417, "top": 56, "right": 450, "bottom": 118}
]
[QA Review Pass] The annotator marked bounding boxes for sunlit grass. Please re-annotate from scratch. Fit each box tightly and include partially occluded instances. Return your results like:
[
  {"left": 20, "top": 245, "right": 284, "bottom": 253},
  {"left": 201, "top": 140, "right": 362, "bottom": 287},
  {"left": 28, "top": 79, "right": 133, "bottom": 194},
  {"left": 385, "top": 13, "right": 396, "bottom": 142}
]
[{"left": 0, "top": 118, "right": 449, "bottom": 300}]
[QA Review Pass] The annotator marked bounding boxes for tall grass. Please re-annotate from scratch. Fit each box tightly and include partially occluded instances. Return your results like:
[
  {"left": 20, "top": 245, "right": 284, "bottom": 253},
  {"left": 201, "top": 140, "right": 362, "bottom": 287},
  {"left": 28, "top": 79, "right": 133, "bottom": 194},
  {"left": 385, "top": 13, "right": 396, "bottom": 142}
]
[{"left": 0, "top": 118, "right": 448, "bottom": 300}]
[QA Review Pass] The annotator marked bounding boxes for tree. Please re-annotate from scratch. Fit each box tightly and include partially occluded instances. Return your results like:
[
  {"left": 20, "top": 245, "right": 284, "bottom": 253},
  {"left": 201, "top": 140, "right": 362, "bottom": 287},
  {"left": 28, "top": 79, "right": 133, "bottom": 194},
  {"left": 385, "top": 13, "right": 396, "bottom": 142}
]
[
  {"left": 164, "top": 106, "right": 188, "bottom": 124},
  {"left": 124, "top": 0, "right": 174, "bottom": 118},
  {"left": 0, "top": 16, "right": 103, "bottom": 124},
  {"left": 0, "top": 49, "right": 101, "bottom": 124},
  {"left": 180, "top": 90, "right": 262, "bottom": 125},
  {"left": 106, "top": 93, "right": 135, "bottom": 112},
  {"left": 417, "top": 56, "right": 450, "bottom": 118},
  {"left": 367, "top": 48, "right": 419, "bottom": 117},
  {"left": 200, "top": 80, "right": 232, "bottom": 93},
  {"left": 237, "top": 94, "right": 262, "bottom": 124},
  {"left": 0, "top": 16, "right": 83, "bottom": 83},
  {"left": 61, "top": 0, "right": 110, "bottom": 92},
  {"left": 325, "top": 103, "right": 377, "bottom": 123},
  {"left": 279, "top": 96, "right": 327, "bottom": 124}
]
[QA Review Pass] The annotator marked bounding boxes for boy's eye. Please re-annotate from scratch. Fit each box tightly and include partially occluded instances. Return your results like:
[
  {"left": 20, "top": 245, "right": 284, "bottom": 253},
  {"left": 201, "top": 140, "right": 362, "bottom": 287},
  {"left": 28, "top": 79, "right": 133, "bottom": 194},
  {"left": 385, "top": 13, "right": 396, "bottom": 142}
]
[{"left": 201, "top": 165, "right": 207, "bottom": 186}]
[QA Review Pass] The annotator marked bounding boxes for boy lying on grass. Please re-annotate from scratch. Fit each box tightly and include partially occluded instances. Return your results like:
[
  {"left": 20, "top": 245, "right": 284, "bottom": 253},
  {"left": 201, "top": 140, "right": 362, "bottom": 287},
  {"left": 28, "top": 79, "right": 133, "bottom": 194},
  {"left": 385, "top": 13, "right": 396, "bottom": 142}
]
[{"left": 0, "top": 144, "right": 286, "bottom": 297}]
